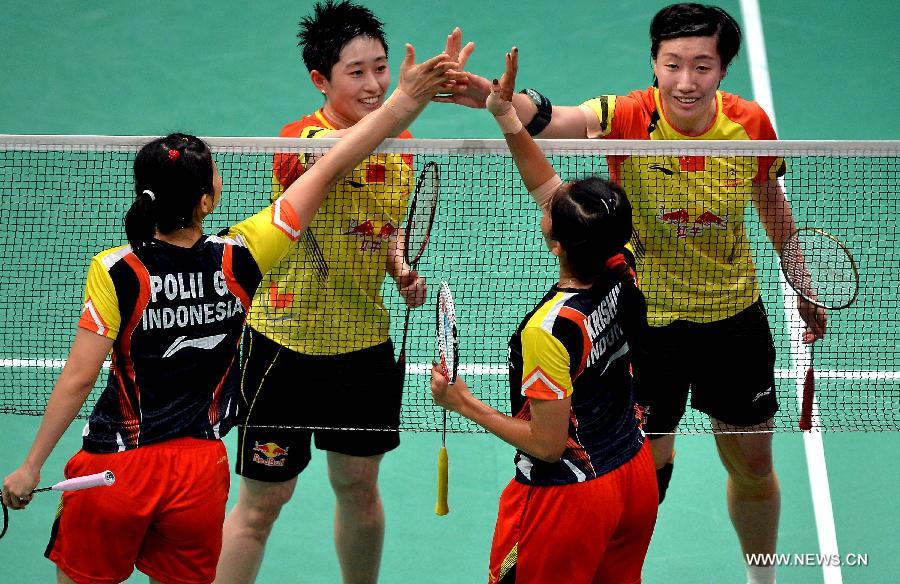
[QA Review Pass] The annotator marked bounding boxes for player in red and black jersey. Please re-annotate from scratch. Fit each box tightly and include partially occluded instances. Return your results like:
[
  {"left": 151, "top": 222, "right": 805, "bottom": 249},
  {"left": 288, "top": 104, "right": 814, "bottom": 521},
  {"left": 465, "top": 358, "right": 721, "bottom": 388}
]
[
  {"left": 431, "top": 51, "right": 657, "bottom": 584},
  {"left": 2, "top": 46, "right": 460, "bottom": 584}
]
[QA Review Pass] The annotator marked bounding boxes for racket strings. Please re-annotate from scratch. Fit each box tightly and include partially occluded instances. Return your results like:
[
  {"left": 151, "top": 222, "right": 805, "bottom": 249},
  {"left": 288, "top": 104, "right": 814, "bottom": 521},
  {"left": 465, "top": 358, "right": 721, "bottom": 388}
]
[
  {"left": 405, "top": 162, "right": 440, "bottom": 264},
  {"left": 301, "top": 229, "right": 329, "bottom": 280},
  {"left": 436, "top": 284, "right": 458, "bottom": 383},
  {"left": 782, "top": 231, "right": 859, "bottom": 309}
]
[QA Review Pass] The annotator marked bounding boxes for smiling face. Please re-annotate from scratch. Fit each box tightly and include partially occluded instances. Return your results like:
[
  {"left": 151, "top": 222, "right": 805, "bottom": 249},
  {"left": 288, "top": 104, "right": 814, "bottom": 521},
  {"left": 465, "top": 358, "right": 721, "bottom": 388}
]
[
  {"left": 652, "top": 35, "right": 726, "bottom": 135},
  {"left": 311, "top": 35, "right": 390, "bottom": 128}
]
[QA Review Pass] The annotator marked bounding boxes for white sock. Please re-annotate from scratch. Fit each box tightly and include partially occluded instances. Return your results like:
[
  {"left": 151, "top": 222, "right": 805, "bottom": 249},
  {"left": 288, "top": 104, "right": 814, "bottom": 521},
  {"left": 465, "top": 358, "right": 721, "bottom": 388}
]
[{"left": 746, "top": 564, "right": 776, "bottom": 584}]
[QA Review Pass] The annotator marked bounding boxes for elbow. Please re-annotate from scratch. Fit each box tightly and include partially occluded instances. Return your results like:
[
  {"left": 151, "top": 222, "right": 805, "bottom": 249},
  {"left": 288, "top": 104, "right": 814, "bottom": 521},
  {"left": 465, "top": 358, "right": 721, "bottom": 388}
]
[
  {"left": 58, "top": 370, "right": 101, "bottom": 402},
  {"left": 533, "top": 442, "right": 567, "bottom": 464}
]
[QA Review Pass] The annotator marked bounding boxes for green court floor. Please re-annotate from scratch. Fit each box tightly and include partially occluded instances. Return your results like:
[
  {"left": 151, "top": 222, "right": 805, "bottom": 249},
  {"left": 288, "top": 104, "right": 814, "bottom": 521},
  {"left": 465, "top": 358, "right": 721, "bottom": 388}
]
[{"left": 1, "top": 1, "right": 897, "bottom": 582}]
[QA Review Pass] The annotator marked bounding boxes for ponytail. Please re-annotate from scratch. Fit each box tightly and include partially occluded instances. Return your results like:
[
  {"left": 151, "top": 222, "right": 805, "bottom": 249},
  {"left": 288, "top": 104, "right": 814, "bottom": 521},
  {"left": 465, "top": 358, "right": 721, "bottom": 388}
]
[{"left": 125, "top": 190, "right": 157, "bottom": 247}]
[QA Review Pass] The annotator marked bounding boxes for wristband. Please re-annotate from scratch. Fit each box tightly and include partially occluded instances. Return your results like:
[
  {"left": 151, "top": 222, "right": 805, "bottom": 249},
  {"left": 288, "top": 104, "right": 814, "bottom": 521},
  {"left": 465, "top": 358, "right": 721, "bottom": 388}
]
[
  {"left": 383, "top": 88, "right": 418, "bottom": 120},
  {"left": 529, "top": 174, "right": 563, "bottom": 209},
  {"left": 493, "top": 108, "right": 523, "bottom": 135}
]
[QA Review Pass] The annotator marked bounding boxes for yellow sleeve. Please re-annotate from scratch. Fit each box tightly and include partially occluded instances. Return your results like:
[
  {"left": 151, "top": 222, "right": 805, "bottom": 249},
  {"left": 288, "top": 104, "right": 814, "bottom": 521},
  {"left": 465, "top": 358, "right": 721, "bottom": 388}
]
[
  {"left": 77, "top": 256, "right": 120, "bottom": 339},
  {"left": 580, "top": 95, "right": 618, "bottom": 138},
  {"left": 228, "top": 199, "right": 302, "bottom": 275},
  {"left": 520, "top": 326, "right": 573, "bottom": 400},
  {"left": 270, "top": 125, "right": 336, "bottom": 201}
]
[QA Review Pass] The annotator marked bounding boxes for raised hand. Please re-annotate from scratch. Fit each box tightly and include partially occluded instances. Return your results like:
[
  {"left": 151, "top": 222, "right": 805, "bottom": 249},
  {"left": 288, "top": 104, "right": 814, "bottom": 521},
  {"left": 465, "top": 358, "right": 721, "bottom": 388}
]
[
  {"left": 432, "top": 27, "right": 491, "bottom": 108},
  {"left": 397, "top": 44, "right": 464, "bottom": 103},
  {"left": 486, "top": 47, "right": 519, "bottom": 116},
  {"left": 443, "top": 27, "right": 475, "bottom": 72}
]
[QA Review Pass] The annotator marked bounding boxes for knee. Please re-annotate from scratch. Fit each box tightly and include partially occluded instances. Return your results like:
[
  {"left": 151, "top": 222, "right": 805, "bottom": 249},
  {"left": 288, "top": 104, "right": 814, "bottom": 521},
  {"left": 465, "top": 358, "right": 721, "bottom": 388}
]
[
  {"left": 716, "top": 440, "right": 778, "bottom": 500},
  {"left": 234, "top": 480, "right": 295, "bottom": 538},
  {"left": 329, "top": 464, "right": 381, "bottom": 514}
]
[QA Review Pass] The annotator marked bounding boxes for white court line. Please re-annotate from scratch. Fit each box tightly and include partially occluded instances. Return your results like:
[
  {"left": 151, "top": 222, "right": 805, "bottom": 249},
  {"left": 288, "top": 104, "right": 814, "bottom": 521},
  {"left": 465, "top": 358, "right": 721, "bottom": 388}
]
[
  {"left": 740, "top": 1, "right": 842, "bottom": 582},
  {"left": 1, "top": 359, "right": 896, "bottom": 382},
  {"left": 0, "top": 359, "right": 110, "bottom": 369}
]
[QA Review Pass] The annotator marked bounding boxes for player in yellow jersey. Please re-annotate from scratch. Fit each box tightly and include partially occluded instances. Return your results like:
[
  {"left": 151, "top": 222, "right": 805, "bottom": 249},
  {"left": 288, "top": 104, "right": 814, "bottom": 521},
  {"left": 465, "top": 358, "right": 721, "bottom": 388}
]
[
  {"left": 1, "top": 43, "right": 459, "bottom": 584},
  {"left": 218, "top": 3, "right": 471, "bottom": 583},
  {"left": 439, "top": 4, "right": 825, "bottom": 583}
]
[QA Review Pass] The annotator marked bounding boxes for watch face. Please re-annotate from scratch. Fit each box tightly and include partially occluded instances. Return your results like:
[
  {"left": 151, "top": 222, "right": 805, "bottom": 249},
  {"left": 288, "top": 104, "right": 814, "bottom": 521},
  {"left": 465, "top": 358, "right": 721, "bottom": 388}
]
[{"left": 523, "top": 88, "right": 539, "bottom": 102}]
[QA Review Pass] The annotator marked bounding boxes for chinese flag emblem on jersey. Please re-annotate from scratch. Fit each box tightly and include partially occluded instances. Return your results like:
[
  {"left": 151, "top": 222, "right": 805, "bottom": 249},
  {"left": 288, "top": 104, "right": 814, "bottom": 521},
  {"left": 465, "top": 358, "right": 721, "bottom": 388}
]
[
  {"left": 679, "top": 156, "right": 706, "bottom": 172},
  {"left": 366, "top": 164, "right": 387, "bottom": 184}
]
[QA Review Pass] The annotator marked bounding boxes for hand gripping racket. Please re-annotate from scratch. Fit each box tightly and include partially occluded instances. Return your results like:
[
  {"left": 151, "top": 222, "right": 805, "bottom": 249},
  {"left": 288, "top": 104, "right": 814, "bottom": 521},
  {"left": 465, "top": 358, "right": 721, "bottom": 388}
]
[
  {"left": 434, "top": 281, "right": 458, "bottom": 516},
  {"left": 397, "top": 161, "right": 441, "bottom": 387},
  {"left": 780, "top": 228, "right": 859, "bottom": 430},
  {"left": 1, "top": 470, "right": 115, "bottom": 540}
]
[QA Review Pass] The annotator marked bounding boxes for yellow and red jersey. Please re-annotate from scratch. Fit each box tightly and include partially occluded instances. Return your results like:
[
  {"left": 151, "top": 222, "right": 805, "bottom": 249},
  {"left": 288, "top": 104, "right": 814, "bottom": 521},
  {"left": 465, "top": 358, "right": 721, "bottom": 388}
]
[
  {"left": 77, "top": 200, "right": 302, "bottom": 453},
  {"left": 581, "top": 88, "right": 786, "bottom": 325},
  {"left": 246, "top": 109, "right": 414, "bottom": 355},
  {"left": 507, "top": 256, "right": 647, "bottom": 486}
]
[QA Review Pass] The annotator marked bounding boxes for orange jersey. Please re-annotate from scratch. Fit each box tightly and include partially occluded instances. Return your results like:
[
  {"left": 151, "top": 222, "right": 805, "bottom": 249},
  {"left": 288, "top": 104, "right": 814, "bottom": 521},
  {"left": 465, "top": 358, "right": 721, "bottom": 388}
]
[
  {"left": 581, "top": 88, "right": 785, "bottom": 325},
  {"left": 247, "top": 109, "right": 415, "bottom": 355}
]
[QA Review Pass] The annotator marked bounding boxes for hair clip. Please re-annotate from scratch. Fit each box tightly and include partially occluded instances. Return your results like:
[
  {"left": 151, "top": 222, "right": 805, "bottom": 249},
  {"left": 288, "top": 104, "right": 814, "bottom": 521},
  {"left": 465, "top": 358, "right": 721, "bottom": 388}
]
[
  {"left": 168, "top": 149, "right": 181, "bottom": 162},
  {"left": 142, "top": 189, "right": 156, "bottom": 202}
]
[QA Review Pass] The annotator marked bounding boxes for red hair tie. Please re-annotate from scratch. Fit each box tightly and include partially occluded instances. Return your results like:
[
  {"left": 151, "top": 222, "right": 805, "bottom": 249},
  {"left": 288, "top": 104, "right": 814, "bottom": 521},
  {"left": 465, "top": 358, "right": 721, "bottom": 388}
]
[{"left": 168, "top": 149, "right": 180, "bottom": 162}]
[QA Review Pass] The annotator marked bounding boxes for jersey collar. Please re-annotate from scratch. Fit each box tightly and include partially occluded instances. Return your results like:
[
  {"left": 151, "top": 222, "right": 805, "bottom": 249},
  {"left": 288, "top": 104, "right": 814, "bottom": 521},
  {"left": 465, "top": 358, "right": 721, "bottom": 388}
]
[{"left": 652, "top": 87, "right": 723, "bottom": 138}]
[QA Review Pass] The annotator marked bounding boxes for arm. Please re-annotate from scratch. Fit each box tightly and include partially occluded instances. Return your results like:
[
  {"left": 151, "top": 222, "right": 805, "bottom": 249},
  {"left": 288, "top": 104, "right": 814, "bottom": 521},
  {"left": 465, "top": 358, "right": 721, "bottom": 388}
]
[
  {"left": 386, "top": 229, "right": 426, "bottom": 308},
  {"left": 751, "top": 178, "right": 795, "bottom": 252},
  {"left": 434, "top": 31, "right": 590, "bottom": 138},
  {"left": 752, "top": 179, "right": 827, "bottom": 341},
  {"left": 2, "top": 329, "right": 112, "bottom": 509},
  {"left": 430, "top": 365, "right": 571, "bottom": 462},
  {"left": 280, "top": 44, "right": 461, "bottom": 230},
  {"left": 486, "top": 48, "right": 567, "bottom": 205}
]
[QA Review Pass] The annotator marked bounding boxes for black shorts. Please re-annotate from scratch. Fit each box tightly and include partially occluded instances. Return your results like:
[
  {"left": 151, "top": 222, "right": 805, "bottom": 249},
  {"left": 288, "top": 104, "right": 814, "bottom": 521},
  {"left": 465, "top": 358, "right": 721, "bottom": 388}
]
[
  {"left": 633, "top": 299, "right": 778, "bottom": 434},
  {"left": 235, "top": 327, "right": 402, "bottom": 482}
]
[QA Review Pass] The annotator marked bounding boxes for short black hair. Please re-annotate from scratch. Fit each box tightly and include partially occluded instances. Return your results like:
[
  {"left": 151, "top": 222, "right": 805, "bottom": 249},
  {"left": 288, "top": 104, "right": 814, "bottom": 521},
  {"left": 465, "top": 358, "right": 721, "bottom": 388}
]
[
  {"left": 650, "top": 3, "right": 743, "bottom": 71},
  {"left": 297, "top": 0, "right": 388, "bottom": 79},
  {"left": 550, "top": 177, "right": 633, "bottom": 282},
  {"left": 125, "top": 133, "right": 213, "bottom": 247}
]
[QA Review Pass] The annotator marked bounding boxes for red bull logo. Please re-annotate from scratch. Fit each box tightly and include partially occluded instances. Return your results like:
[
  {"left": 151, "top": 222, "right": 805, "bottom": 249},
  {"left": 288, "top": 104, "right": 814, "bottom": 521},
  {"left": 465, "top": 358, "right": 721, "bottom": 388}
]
[
  {"left": 252, "top": 441, "right": 289, "bottom": 467},
  {"left": 346, "top": 220, "right": 396, "bottom": 252},
  {"left": 658, "top": 205, "right": 728, "bottom": 238}
]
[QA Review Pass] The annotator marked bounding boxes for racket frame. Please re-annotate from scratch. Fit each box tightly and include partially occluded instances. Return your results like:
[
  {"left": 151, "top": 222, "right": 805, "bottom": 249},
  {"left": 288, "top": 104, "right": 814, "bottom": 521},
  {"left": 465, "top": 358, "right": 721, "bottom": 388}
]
[
  {"left": 403, "top": 161, "right": 440, "bottom": 267},
  {"left": 779, "top": 227, "right": 860, "bottom": 310},
  {"left": 436, "top": 281, "right": 459, "bottom": 384}
]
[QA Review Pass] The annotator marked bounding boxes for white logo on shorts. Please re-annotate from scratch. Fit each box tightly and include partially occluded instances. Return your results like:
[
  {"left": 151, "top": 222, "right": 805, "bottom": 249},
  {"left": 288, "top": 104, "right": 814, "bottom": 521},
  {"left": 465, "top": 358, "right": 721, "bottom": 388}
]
[{"left": 752, "top": 387, "right": 773, "bottom": 403}]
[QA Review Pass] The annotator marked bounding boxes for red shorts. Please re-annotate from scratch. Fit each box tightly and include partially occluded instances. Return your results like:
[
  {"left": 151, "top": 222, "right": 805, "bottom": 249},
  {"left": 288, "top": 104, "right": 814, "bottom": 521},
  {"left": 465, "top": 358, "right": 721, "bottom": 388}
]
[
  {"left": 488, "top": 441, "right": 658, "bottom": 584},
  {"left": 45, "top": 437, "right": 230, "bottom": 584}
]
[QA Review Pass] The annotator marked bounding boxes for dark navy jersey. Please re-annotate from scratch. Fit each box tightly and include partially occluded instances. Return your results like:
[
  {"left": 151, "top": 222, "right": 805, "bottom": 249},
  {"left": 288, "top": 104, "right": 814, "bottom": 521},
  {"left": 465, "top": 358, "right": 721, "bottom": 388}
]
[
  {"left": 507, "top": 255, "right": 647, "bottom": 486},
  {"left": 78, "top": 200, "right": 302, "bottom": 452}
]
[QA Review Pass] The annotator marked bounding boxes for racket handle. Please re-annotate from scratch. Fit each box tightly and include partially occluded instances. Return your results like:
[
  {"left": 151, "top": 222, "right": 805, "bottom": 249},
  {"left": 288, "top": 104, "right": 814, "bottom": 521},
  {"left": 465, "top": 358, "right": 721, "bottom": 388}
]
[
  {"left": 33, "top": 470, "right": 116, "bottom": 493},
  {"left": 397, "top": 307, "right": 412, "bottom": 378},
  {"left": 435, "top": 446, "right": 449, "bottom": 516},
  {"left": 799, "top": 366, "right": 815, "bottom": 431}
]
